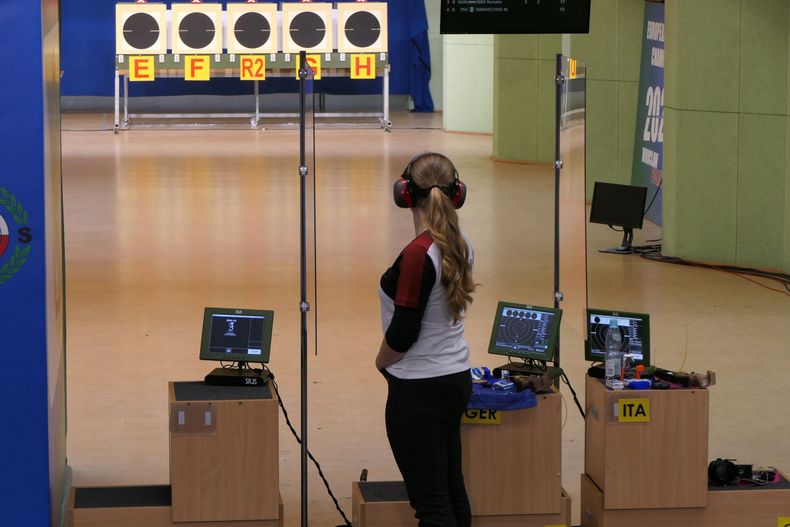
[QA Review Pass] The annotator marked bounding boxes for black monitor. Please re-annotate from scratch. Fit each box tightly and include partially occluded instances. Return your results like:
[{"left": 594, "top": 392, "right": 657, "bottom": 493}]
[
  {"left": 585, "top": 309, "right": 650, "bottom": 366},
  {"left": 440, "top": 0, "right": 591, "bottom": 35},
  {"left": 199, "top": 307, "right": 274, "bottom": 364},
  {"left": 589, "top": 182, "right": 648, "bottom": 254},
  {"left": 488, "top": 301, "right": 562, "bottom": 362}
]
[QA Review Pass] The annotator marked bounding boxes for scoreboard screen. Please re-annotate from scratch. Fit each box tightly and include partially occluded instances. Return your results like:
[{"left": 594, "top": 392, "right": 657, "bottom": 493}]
[{"left": 440, "top": 0, "right": 591, "bottom": 35}]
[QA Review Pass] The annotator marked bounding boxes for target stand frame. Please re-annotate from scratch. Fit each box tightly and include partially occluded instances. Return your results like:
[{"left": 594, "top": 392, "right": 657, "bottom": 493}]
[{"left": 113, "top": 53, "right": 391, "bottom": 133}]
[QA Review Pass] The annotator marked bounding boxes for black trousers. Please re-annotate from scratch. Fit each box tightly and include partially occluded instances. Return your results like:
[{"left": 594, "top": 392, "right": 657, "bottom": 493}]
[{"left": 385, "top": 369, "right": 473, "bottom": 527}]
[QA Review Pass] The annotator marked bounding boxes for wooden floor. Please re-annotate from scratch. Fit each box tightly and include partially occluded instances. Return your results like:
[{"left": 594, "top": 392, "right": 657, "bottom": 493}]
[{"left": 62, "top": 112, "right": 790, "bottom": 527}]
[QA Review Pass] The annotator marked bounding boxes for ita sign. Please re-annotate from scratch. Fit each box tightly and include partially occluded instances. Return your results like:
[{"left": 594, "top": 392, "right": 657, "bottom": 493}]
[{"left": 632, "top": 1, "right": 664, "bottom": 225}]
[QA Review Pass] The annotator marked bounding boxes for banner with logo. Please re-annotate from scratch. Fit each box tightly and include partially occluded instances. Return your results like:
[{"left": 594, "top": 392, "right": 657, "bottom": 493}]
[{"left": 632, "top": 1, "right": 665, "bottom": 225}]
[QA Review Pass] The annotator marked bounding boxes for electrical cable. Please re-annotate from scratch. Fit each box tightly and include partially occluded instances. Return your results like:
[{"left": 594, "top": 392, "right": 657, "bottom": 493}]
[
  {"left": 560, "top": 372, "right": 585, "bottom": 419},
  {"left": 261, "top": 367, "right": 352, "bottom": 527},
  {"left": 642, "top": 178, "right": 663, "bottom": 218}
]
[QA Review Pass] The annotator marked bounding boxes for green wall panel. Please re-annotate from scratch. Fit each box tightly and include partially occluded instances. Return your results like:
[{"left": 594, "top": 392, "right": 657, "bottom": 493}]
[
  {"left": 586, "top": 80, "right": 620, "bottom": 195},
  {"left": 493, "top": 58, "right": 538, "bottom": 160},
  {"left": 663, "top": 108, "right": 739, "bottom": 262},
  {"left": 739, "top": 0, "right": 788, "bottom": 116},
  {"left": 736, "top": 114, "right": 786, "bottom": 269},
  {"left": 494, "top": 35, "right": 539, "bottom": 60},
  {"left": 539, "top": 35, "right": 562, "bottom": 60},
  {"left": 618, "top": 81, "right": 639, "bottom": 185},
  {"left": 618, "top": 0, "right": 646, "bottom": 82},
  {"left": 443, "top": 36, "right": 494, "bottom": 133},
  {"left": 664, "top": 0, "right": 740, "bottom": 113},
  {"left": 571, "top": 0, "right": 619, "bottom": 80}
]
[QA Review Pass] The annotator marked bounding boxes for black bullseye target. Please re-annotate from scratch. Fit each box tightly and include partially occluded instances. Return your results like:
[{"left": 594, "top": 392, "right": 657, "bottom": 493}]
[
  {"left": 498, "top": 311, "right": 539, "bottom": 349},
  {"left": 234, "top": 12, "right": 271, "bottom": 49},
  {"left": 179, "top": 12, "right": 215, "bottom": 50},
  {"left": 123, "top": 13, "right": 160, "bottom": 50},
  {"left": 345, "top": 11, "right": 381, "bottom": 48},
  {"left": 290, "top": 12, "right": 326, "bottom": 49}
]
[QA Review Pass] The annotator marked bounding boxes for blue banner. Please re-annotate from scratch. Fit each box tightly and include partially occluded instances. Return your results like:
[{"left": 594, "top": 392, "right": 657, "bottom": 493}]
[{"left": 632, "top": 1, "right": 664, "bottom": 225}]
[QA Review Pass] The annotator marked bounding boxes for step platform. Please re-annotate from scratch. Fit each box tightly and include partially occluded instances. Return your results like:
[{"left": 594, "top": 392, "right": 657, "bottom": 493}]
[
  {"left": 581, "top": 473, "right": 790, "bottom": 527},
  {"left": 352, "top": 481, "right": 572, "bottom": 527},
  {"left": 68, "top": 485, "right": 283, "bottom": 527}
]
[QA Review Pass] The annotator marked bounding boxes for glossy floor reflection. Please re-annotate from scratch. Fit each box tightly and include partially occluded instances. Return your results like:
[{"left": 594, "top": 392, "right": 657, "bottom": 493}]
[{"left": 63, "top": 112, "right": 790, "bottom": 527}]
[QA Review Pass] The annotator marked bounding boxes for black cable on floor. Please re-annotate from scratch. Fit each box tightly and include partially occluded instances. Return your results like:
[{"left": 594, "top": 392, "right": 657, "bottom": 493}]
[
  {"left": 264, "top": 369, "right": 353, "bottom": 527},
  {"left": 561, "top": 372, "right": 586, "bottom": 419}
]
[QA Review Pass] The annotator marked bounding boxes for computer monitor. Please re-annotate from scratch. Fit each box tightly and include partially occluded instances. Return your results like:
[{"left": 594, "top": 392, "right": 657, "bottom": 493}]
[
  {"left": 585, "top": 309, "right": 650, "bottom": 365},
  {"left": 199, "top": 307, "right": 274, "bottom": 363},
  {"left": 589, "top": 182, "right": 648, "bottom": 254},
  {"left": 488, "top": 301, "right": 562, "bottom": 362}
]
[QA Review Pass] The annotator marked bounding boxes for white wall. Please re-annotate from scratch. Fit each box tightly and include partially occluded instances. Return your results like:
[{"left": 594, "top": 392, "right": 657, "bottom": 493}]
[{"left": 443, "top": 35, "right": 494, "bottom": 133}]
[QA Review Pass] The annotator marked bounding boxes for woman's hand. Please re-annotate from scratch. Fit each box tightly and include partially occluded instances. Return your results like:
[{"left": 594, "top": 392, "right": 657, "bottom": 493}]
[{"left": 375, "top": 339, "right": 403, "bottom": 372}]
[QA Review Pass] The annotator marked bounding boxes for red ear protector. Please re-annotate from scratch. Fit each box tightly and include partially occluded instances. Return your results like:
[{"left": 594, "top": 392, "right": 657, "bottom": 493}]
[{"left": 393, "top": 153, "right": 467, "bottom": 209}]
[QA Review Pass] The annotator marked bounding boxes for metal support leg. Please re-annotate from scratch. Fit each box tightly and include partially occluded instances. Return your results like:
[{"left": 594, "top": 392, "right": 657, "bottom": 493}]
[
  {"left": 123, "top": 74, "right": 129, "bottom": 127},
  {"left": 252, "top": 80, "right": 260, "bottom": 128},
  {"left": 383, "top": 64, "right": 391, "bottom": 132},
  {"left": 114, "top": 68, "right": 120, "bottom": 133}
]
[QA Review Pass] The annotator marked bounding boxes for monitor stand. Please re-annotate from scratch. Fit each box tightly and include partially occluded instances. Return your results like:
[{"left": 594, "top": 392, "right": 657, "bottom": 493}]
[
  {"left": 205, "top": 362, "right": 266, "bottom": 387},
  {"left": 600, "top": 227, "right": 634, "bottom": 255}
]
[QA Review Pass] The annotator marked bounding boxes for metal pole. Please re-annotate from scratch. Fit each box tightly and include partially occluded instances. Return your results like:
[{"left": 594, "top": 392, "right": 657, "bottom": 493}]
[
  {"left": 298, "top": 50, "right": 309, "bottom": 527},
  {"left": 554, "top": 54, "right": 564, "bottom": 375},
  {"left": 123, "top": 74, "right": 129, "bottom": 126},
  {"left": 114, "top": 67, "right": 120, "bottom": 132}
]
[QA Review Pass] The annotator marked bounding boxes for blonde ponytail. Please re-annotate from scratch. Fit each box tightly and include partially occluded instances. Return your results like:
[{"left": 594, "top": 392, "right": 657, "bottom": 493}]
[
  {"left": 425, "top": 187, "right": 475, "bottom": 322},
  {"left": 407, "top": 153, "right": 476, "bottom": 321}
]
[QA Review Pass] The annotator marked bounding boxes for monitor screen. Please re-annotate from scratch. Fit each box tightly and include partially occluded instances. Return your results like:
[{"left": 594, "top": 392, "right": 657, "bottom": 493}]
[
  {"left": 589, "top": 182, "right": 648, "bottom": 230},
  {"left": 585, "top": 309, "right": 650, "bottom": 365},
  {"left": 199, "top": 307, "right": 274, "bottom": 363},
  {"left": 488, "top": 302, "right": 562, "bottom": 361},
  {"left": 440, "top": 0, "right": 591, "bottom": 35}
]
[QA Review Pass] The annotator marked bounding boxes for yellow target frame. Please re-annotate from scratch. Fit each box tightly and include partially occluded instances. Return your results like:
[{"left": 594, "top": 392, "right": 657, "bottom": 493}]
[
  {"left": 115, "top": 3, "right": 167, "bottom": 56},
  {"left": 171, "top": 3, "right": 224, "bottom": 55},
  {"left": 337, "top": 2, "right": 388, "bottom": 54},
  {"left": 281, "top": 3, "right": 334, "bottom": 54},
  {"left": 226, "top": 3, "right": 279, "bottom": 55}
]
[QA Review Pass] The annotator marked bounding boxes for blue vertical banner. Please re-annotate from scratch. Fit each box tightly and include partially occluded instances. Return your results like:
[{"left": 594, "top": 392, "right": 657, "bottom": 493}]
[
  {"left": 0, "top": 0, "right": 65, "bottom": 525},
  {"left": 632, "top": 1, "right": 664, "bottom": 225}
]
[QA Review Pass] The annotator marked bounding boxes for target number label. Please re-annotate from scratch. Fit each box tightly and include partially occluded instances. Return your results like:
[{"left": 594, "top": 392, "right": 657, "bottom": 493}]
[
  {"left": 129, "top": 56, "right": 155, "bottom": 82},
  {"left": 296, "top": 54, "right": 322, "bottom": 80},
  {"left": 778, "top": 517, "right": 790, "bottom": 527},
  {"left": 617, "top": 398, "right": 650, "bottom": 423},
  {"left": 461, "top": 409, "right": 501, "bottom": 425},
  {"left": 569, "top": 59, "right": 577, "bottom": 80},
  {"left": 351, "top": 54, "right": 376, "bottom": 79},
  {"left": 185, "top": 56, "right": 211, "bottom": 81},
  {"left": 240, "top": 56, "right": 266, "bottom": 81}
]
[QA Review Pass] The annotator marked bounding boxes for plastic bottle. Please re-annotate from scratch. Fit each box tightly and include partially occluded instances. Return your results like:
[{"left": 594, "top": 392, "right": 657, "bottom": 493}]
[{"left": 605, "top": 319, "right": 623, "bottom": 382}]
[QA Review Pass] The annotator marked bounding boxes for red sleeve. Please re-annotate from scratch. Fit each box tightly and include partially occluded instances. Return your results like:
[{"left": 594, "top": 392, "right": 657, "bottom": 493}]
[{"left": 395, "top": 235, "right": 433, "bottom": 308}]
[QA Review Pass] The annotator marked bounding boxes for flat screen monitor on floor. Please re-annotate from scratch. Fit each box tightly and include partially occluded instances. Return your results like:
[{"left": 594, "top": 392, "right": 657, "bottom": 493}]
[
  {"left": 199, "top": 307, "right": 274, "bottom": 363},
  {"left": 589, "top": 182, "right": 648, "bottom": 230},
  {"left": 488, "top": 302, "right": 562, "bottom": 362},
  {"left": 585, "top": 309, "right": 650, "bottom": 366}
]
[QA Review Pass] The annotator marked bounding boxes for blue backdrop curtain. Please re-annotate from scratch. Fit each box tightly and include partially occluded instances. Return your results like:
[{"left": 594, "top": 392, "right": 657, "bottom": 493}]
[{"left": 61, "top": 0, "right": 434, "bottom": 111}]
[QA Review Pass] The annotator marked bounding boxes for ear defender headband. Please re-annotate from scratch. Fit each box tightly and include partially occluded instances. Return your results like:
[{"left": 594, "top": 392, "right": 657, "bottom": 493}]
[{"left": 393, "top": 153, "right": 467, "bottom": 209}]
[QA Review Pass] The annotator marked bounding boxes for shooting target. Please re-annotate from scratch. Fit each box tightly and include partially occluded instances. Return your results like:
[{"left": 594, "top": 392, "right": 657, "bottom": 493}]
[
  {"left": 227, "top": 3, "right": 278, "bottom": 54},
  {"left": 590, "top": 317, "right": 630, "bottom": 355},
  {"left": 337, "top": 3, "right": 388, "bottom": 53},
  {"left": 282, "top": 3, "right": 334, "bottom": 54},
  {"left": 496, "top": 309, "right": 541, "bottom": 350},
  {"left": 172, "top": 3, "right": 223, "bottom": 55},
  {"left": 115, "top": 3, "right": 167, "bottom": 55}
]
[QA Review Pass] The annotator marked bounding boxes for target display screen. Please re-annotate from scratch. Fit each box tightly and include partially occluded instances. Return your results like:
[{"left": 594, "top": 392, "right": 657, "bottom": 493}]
[
  {"left": 487, "top": 302, "right": 562, "bottom": 361},
  {"left": 441, "top": 0, "right": 591, "bottom": 35},
  {"left": 200, "top": 307, "right": 274, "bottom": 364},
  {"left": 585, "top": 309, "right": 650, "bottom": 365}
]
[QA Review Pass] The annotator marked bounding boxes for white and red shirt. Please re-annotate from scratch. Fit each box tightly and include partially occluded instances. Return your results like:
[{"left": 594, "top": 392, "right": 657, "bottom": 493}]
[{"left": 378, "top": 230, "right": 473, "bottom": 379}]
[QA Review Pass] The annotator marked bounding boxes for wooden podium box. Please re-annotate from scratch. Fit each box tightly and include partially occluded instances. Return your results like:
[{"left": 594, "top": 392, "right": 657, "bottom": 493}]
[
  {"left": 169, "top": 382, "right": 279, "bottom": 522},
  {"left": 67, "top": 485, "right": 283, "bottom": 527},
  {"left": 585, "top": 375, "right": 709, "bottom": 510},
  {"left": 581, "top": 472, "right": 790, "bottom": 527},
  {"left": 351, "top": 481, "right": 571, "bottom": 527},
  {"left": 461, "top": 393, "right": 562, "bottom": 516}
]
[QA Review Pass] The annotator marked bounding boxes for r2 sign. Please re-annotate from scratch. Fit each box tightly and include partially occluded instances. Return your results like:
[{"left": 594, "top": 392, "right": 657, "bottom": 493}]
[{"left": 643, "top": 86, "right": 664, "bottom": 144}]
